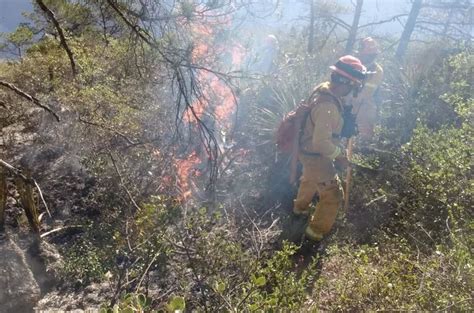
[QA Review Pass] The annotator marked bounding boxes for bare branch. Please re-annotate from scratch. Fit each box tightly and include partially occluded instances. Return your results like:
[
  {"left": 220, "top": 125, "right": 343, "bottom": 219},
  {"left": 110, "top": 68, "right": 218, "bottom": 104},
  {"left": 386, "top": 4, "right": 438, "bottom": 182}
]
[
  {"left": 319, "top": 23, "right": 338, "bottom": 51},
  {"left": 417, "top": 19, "right": 473, "bottom": 26},
  {"left": 79, "top": 117, "right": 137, "bottom": 145},
  {"left": 35, "top": 0, "right": 77, "bottom": 77},
  {"left": 423, "top": 2, "right": 472, "bottom": 10},
  {"left": 40, "top": 225, "right": 83, "bottom": 238},
  {"left": 0, "top": 79, "right": 60, "bottom": 122},
  {"left": 106, "top": 0, "right": 155, "bottom": 47},
  {"left": 359, "top": 14, "right": 408, "bottom": 29},
  {"left": 415, "top": 25, "right": 461, "bottom": 41},
  {"left": 325, "top": 15, "right": 351, "bottom": 31},
  {"left": 108, "top": 152, "right": 142, "bottom": 212},
  {"left": 0, "top": 158, "right": 30, "bottom": 182},
  {"left": 34, "top": 180, "right": 52, "bottom": 218}
]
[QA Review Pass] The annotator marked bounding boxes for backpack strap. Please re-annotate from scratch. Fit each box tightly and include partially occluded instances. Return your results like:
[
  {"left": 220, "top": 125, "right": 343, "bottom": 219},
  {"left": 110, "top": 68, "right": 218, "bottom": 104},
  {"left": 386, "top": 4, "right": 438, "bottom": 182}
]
[
  {"left": 298, "top": 90, "right": 341, "bottom": 153},
  {"left": 288, "top": 89, "right": 320, "bottom": 183},
  {"left": 306, "top": 91, "right": 341, "bottom": 126},
  {"left": 289, "top": 89, "right": 341, "bottom": 182}
]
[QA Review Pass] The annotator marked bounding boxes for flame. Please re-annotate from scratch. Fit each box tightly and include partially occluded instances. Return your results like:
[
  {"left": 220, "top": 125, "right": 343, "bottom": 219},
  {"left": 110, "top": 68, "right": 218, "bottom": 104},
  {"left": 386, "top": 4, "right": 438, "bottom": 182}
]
[
  {"left": 183, "top": 12, "right": 245, "bottom": 126},
  {"left": 231, "top": 44, "right": 246, "bottom": 67},
  {"left": 175, "top": 9, "right": 247, "bottom": 201},
  {"left": 175, "top": 152, "right": 201, "bottom": 200},
  {"left": 183, "top": 94, "right": 206, "bottom": 123},
  {"left": 211, "top": 77, "right": 235, "bottom": 128}
]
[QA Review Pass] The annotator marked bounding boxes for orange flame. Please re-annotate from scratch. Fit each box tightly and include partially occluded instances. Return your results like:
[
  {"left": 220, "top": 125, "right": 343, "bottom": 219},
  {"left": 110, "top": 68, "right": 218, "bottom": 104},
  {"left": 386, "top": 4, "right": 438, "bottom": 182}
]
[
  {"left": 175, "top": 11, "right": 246, "bottom": 201},
  {"left": 175, "top": 152, "right": 201, "bottom": 200},
  {"left": 211, "top": 77, "right": 235, "bottom": 128}
]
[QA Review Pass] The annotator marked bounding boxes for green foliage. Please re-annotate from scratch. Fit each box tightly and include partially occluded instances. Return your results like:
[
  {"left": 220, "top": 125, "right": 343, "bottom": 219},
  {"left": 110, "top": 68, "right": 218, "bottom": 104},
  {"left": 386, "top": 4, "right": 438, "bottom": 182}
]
[
  {"left": 166, "top": 296, "right": 186, "bottom": 312},
  {"left": 249, "top": 42, "right": 337, "bottom": 146},
  {"left": 313, "top": 239, "right": 472, "bottom": 311},
  {"left": 0, "top": 24, "right": 34, "bottom": 57},
  {"left": 61, "top": 235, "right": 109, "bottom": 285},
  {"left": 87, "top": 202, "right": 313, "bottom": 311},
  {"left": 101, "top": 293, "right": 152, "bottom": 313},
  {"left": 61, "top": 196, "right": 180, "bottom": 288},
  {"left": 239, "top": 243, "right": 315, "bottom": 311},
  {"left": 395, "top": 50, "right": 473, "bottom": 242},
  {"left": 404, "top": 123, "right": 471, "bottom": 219},
  {"left": 6, "top": 25, "right": 34, "bottom": 46}
]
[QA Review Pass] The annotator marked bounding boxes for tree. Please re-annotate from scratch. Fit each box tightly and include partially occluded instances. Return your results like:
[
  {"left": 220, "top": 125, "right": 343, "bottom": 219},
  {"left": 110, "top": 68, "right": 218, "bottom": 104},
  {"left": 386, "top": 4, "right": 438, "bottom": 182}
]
[
  {"left": 0, "top": 25, "right": 34, "bottom": 58},
  {"left": 344, "top": 0, "right": 364, "bottom": 54},
  {"left": 35, "top": 0, "right": 77, "bottom": 76},
  {"left": 308, "top": 0, "right": 316, "bottom": 53},
  {"left": 299, "top": 0, "right": 347, "bottom": 53},
  {"left": 418, "top": 0, "right": 473, "bottom": 42},
  {"left": 396, "top": 0, "right": 423, "bottom": 61}
]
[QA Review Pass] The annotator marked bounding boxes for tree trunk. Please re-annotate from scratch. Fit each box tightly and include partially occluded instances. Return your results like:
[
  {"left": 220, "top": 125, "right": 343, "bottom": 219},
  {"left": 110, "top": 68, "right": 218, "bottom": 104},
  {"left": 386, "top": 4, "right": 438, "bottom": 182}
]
[
  {"left": 344, "top": 0, "right": 364, "bottom": 54},
  {"left": 308, "top": 0, "right": 316, "bottom": 53},
  {"left": 16, "top": 170, "right": 40, "bottom": 235},
  {"left": 36, "top": 0, "right": 77, "bottom": 76},
  {"left": 396, "top": 0, "right": 423, "bottom": 61}
]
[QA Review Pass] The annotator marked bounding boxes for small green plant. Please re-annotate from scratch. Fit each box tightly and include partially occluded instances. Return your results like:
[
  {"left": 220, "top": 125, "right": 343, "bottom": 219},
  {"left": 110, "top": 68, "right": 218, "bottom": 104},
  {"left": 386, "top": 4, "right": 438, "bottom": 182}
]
[
  {"left": 101, "top": 293, "right": 152, "bottom": 313},
  {"left": 312, "top": 238, "right": 472, "bottom": 311},
  {"left": 62, "top": 237, "right": 108, "bottom": 285}
]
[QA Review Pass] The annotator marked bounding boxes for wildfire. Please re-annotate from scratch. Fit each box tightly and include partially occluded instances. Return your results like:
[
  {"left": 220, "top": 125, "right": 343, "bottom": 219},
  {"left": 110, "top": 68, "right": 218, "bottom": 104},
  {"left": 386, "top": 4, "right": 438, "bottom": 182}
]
[
  {"left": 175, "top": 152, "right": 201, "bottom": 200},
  {"left": 175, "top": 8, "right": 246, "bottom": 201},
  {"left": 231, "top": 44, "right": 246, "bottom": 66}
]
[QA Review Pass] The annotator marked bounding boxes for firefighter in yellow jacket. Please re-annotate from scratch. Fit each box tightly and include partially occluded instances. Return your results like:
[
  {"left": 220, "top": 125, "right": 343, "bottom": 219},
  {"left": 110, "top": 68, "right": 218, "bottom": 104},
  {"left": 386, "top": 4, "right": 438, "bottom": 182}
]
[
  {"left": 353, "top": 37, "right": 384, "bottom": 140},
  {"left": 293, "top": 55, "right": 367, "bottom": 241}
]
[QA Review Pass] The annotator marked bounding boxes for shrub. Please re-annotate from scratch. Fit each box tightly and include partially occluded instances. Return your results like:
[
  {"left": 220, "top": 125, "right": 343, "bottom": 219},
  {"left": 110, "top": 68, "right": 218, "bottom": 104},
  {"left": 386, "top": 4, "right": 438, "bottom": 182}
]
[{"left": 312, "top": 238, "right": 472, "bottom": 311}]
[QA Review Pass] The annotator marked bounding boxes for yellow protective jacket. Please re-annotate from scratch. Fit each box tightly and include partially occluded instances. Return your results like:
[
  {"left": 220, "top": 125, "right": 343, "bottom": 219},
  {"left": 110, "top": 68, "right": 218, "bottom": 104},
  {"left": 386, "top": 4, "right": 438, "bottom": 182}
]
[
  {"left": 362, "top": 62, "right": 383, "bottom": 99},
  {"left": 352, "top": 62, "right": 383, "bottom": 137},
  {"left": 299, "top": 82, "right": 344, "bottom": 160}
]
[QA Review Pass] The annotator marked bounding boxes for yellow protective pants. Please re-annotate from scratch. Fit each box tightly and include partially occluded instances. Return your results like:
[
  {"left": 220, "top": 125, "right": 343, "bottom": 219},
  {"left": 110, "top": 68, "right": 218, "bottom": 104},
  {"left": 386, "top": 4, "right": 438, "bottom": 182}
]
[{"left": 293, "top": 154, "right": 343, "bottom": 241}]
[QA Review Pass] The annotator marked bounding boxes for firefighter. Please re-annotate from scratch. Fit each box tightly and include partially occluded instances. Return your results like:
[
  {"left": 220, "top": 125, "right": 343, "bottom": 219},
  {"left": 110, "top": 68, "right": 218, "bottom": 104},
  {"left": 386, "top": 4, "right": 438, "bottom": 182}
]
[
  {"left": 353, "top": 37, "right": 384, "bottom": 140},
  {"left": 255, "top": 34, "right": 279, "bottom": 75},
  {"left": 293, "top": 55, "right": 367, "bottom": 242}
]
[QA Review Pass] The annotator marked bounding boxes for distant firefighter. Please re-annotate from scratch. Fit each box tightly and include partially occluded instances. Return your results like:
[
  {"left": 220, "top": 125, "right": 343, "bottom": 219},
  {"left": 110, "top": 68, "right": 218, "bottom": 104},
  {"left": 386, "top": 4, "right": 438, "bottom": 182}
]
[
  {"left": 254, "top": 34, "right": 279, "bottom": 75},
  {"left": 352, "top": 37, "right": 384, "bottom": 140}
]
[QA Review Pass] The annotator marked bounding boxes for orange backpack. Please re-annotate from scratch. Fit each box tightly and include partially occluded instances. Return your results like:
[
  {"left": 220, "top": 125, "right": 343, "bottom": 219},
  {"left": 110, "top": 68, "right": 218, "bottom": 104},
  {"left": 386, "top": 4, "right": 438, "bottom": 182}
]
[
  {"left": 275, "top": 101, "right": 313, "bottom": 154},
  {"left": 275, "top": 86, "right": 326, "bottom": 154},
  {"left": 275, "top": 90, "right": 339, "bottom": 183}
]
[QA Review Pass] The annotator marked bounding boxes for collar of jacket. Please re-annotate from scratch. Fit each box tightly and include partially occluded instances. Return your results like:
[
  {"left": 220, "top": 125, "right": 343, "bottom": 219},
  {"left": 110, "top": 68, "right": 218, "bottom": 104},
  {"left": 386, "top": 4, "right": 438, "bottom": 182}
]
[{"left": 313, "top": 82, "right": 343, "bottom": 112}]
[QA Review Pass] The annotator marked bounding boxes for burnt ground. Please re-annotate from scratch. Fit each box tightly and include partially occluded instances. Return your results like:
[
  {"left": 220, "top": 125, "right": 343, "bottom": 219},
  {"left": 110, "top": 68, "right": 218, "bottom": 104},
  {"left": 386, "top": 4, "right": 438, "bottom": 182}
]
[{"left": 0, "top": 121, "right": 110, "bottom": 311}]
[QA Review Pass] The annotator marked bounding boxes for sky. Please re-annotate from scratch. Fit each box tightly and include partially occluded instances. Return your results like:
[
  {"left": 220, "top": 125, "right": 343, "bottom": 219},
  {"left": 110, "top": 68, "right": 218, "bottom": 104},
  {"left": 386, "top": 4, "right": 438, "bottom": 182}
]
[
  {"left": 340, "top": 0, "right": 411, "bottom": 33},
  {"left": 273, "top": 0, "right": 410, "bottom": 34},
  {"left": 0, "top": 0, "right": 32, "bottom": 33},
  {"left": 0, "top": 0, "right": 410, "bottom": 34}
]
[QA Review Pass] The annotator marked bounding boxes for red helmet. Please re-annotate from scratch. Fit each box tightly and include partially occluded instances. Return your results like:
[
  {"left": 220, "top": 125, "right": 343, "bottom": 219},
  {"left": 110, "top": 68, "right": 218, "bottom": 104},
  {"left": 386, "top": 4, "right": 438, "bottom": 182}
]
[
  {"left": 359, "top": 37, "right": 380, "bottom": 55},
  {"left": 329, "top": 55, "right": 367, "bottom": 83}
]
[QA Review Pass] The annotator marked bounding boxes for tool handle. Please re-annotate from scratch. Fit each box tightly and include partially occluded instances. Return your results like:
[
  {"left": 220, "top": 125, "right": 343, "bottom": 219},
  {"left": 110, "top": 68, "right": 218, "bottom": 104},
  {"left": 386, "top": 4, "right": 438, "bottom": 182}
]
[{"left": 344, "top": 138, "right": 354, "bottom": 212}]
